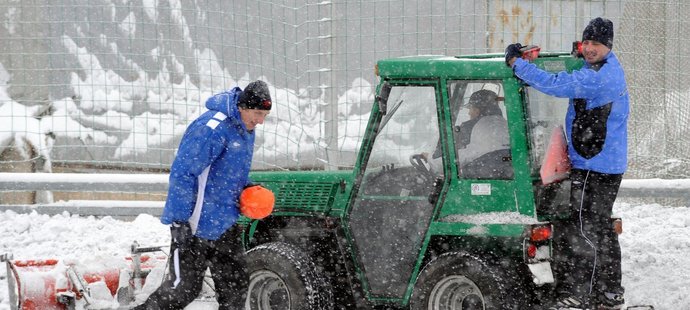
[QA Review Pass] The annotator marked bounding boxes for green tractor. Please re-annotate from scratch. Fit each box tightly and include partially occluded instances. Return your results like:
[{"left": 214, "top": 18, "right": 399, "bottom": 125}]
[{"left": 243, "top": 52, "right": 580, "bottom": 309}]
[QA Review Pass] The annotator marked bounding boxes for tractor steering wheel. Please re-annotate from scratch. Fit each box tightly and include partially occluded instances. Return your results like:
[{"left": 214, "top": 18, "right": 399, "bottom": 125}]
[{"left": 410, "top": 153, "right": 435, "bottom": 182}]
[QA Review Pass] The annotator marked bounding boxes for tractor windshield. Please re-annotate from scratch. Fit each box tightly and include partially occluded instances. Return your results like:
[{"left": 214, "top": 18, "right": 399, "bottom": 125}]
[{"left": 524, "top": 88, "right": 570, "bottom": 177}]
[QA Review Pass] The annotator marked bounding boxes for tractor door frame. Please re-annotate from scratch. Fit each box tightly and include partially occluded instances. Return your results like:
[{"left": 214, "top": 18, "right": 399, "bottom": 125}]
[{"left": 344, "top": 78, "right": 447, "bottom": 301}]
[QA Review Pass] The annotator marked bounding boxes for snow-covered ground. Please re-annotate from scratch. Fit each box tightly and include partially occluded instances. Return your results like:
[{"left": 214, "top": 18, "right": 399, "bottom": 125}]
[{"left": 0, "top": 202, "right": 688, "bottom": 309}]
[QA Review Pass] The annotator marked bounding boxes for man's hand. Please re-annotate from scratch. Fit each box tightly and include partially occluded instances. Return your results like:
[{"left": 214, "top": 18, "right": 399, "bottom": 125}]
[
  {"left": 171, "top": 222, "right": 193, "bottom": 246},
  {"left": 505, "top": 43, "right": 523, "bottom": 67}
]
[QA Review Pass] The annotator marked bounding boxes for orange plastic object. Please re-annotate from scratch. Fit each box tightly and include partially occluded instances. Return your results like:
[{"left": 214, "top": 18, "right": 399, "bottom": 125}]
[
  {"left": 239, "top": 185, "right": 275, "bottom": 219},
  {"left": 521, "top": 45, "right": 541, "bottom": 61},
  {"left": 540, "top": 125, "right": 571, "bottom": 185}
]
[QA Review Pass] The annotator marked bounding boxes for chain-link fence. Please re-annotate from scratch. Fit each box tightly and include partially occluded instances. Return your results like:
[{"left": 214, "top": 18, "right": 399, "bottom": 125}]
[{"left": 0, "top": 0, "right": 688, "bottom": 178}]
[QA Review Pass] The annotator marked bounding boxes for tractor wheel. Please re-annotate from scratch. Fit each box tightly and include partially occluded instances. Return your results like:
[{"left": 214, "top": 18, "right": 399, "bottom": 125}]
[
  {"left": 410, "top": 252, "right": 523, "bottom": 310},
  {"left": 245, "top": 242, "right": 334, "bottom": 310}
]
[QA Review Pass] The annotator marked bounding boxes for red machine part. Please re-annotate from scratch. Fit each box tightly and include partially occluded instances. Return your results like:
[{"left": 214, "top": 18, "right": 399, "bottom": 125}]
[
  {"left": 7, "top": 259, "right": 68, "bottom": 310},
  {"left": 6, "top": 255, "right": 167, "bottom": 310}
]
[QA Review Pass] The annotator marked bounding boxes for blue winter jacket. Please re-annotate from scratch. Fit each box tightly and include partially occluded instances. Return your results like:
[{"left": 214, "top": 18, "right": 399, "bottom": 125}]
[
  {"left": 160, "top": 87, "right": 254, "bottom": 240},
  {"left": 512, "top": 51, "right": 629, "bottom": 174}
]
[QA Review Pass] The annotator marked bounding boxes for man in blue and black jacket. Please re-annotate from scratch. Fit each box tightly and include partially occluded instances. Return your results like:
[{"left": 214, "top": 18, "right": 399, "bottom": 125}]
[
  {"left": 506, "top": 17, "right": 629, "bottom": 310},
  {"left": 134, "top": 80, "right": 272, "bottom": 309}
]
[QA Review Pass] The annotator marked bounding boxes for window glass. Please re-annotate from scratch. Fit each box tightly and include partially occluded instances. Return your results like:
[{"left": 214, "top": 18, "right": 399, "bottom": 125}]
[
  {"left": 524, "top": 89, "right": 570, "bottom": 177},
  {"left": 447, "top": 80, "right": 513, "bottom": 179},
  {"left": 361, "top": 85, "right": 440, "bottom": 197},
  {"left": 368, "top": 85, "right": 439, "bottom": 168}
]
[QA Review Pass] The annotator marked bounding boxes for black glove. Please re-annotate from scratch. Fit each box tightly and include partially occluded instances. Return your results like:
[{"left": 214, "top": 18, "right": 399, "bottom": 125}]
[
  {"left": 505, "top": 43, "right": 523, "bottom": 67},
  {"left": 170, "top": 222, "right": 193, "bottom": 247}
]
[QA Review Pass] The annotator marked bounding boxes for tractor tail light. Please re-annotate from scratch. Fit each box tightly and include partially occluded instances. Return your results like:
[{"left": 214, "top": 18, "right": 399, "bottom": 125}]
[
  {"left": 527, "top": 244, "right": 537, "bottom": 258},
  {"left": 572, "top": 41, "right": 583, "bottom": 58},
  {"left": 530, "top": 225, "right": 552, "bottom": 242},
  {"left": 525, "top": 224, "right": 553, "bottom": 260}
]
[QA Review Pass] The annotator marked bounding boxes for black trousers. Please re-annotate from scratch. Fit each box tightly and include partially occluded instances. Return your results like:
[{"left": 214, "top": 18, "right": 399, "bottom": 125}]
[
  {"left": 552, "top": 169, "right": 624, "bottom": 303},
  {"left": 135, "top": 225, "right": 249, "bottom": 310}
]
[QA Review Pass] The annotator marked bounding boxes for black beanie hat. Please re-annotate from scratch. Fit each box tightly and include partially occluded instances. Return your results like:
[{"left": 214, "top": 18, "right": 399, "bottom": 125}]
[
  {"left": 238, "top": 80, "right": 272, "bottom": 110},
  {"left": 468, "top": 90, "right": 502, "bottom": 117},
  {"left": 582, "top": 17, "right": 614, "bottom": 49}
]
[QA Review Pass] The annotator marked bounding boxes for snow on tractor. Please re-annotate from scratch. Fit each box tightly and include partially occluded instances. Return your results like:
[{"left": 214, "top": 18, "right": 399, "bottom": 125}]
[{"left": 2, "top": 51, "right": 655, "bottom": 310}]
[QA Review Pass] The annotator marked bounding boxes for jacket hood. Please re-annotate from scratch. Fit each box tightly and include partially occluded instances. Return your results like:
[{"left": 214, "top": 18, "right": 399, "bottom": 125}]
[{"left": 205, "top": 87, "right": 242, "bottom": 119}]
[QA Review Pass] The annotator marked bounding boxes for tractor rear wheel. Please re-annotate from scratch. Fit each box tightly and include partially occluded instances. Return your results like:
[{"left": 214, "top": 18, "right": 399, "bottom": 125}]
[{"left": 410, "top": 252, "right": 523, "bottom": 310}]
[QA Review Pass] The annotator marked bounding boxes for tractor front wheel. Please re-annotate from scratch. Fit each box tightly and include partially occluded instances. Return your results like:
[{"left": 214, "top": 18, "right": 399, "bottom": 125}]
[{"left": 245, "top": 242, "right": 333, "bottom": 310}]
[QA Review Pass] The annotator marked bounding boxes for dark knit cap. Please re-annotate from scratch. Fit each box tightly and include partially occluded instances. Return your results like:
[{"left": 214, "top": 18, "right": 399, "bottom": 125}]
[
  {"left": 582, "top": 17, "right": 614, "bottom": 49},
  {"left": 238, "top": 80, "right": 272, "bottom": 110},
  {"left": 468, "top": 90, "right": 502, "bottom": 117}
]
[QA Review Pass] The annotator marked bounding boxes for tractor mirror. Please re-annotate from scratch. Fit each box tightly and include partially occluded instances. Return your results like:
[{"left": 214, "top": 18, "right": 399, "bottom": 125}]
[{"left": 377, "top": 82, "right": 392, "bottom": 115}]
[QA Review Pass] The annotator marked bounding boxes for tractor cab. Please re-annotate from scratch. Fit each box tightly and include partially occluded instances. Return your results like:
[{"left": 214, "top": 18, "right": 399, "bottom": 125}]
[
  {"left": 344, "top": 53, "right": 581, "bottom": 306},
  {"left": 355, "top": 53, "right": 579, "bottom": 221}
]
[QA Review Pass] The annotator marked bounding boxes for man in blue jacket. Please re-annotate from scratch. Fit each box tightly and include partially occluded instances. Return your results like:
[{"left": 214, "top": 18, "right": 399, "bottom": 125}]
[
  {"left": 134, "top": 80, "right": 272, "bottom": 309},
  {"left": 506, "top": 18, "right": 629, "bottom": 310}
]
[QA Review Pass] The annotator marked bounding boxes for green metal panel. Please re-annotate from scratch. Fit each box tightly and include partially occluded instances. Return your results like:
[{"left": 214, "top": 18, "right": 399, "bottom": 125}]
[
  {"left": 376, "top": 52, "right": 581, "bottom": 80},
  {"left": 437, "top": 180, "right": 522, "bottom": 217},
  {"left": 428, "top": 221, "right": 527, "bottom": 237},
  {"left": 274, "top": 182, "right": 337, "bottom": 212},
  {"left": 503, "top": 77, "right": 537, "bottom": 216},
  {"left": 249, "top": 170, "right": 354, "bottom": 215}
]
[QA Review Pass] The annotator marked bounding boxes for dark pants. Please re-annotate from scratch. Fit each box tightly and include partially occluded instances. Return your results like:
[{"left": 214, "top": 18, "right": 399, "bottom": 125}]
[
  {"left": 134, "top": 225, "right": 248, "bottom": 310},
  {"left": 552, "top": 169, "right": 624, "bottom": 304}
]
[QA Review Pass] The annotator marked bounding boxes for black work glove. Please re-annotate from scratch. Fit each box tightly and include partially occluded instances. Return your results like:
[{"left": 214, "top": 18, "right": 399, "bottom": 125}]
[
  {"left": 505, "top": 43, "right": 523, "bottom": 67},
  {"left": 170, "top": 222, "right": 193, "bottom": 247}
]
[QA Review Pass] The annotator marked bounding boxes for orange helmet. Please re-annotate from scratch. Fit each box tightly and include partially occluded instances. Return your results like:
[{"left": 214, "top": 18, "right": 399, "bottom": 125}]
[{"left": 239, "top": 185, "right": 275, "bottom": 219}]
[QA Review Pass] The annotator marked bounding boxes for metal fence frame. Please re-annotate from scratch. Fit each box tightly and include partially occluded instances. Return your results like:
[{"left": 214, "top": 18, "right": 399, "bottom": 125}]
[
  {"left": 0, "top": 1, "right": 688, "bottom": 178},
  {"left": 0, "top": 173, "right": 687, "bottom": 219}
]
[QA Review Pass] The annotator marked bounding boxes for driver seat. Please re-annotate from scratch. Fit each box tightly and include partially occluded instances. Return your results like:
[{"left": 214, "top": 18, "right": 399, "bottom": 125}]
[{"left": 459, "top": 149, "right": 513, "bottom": 179}]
